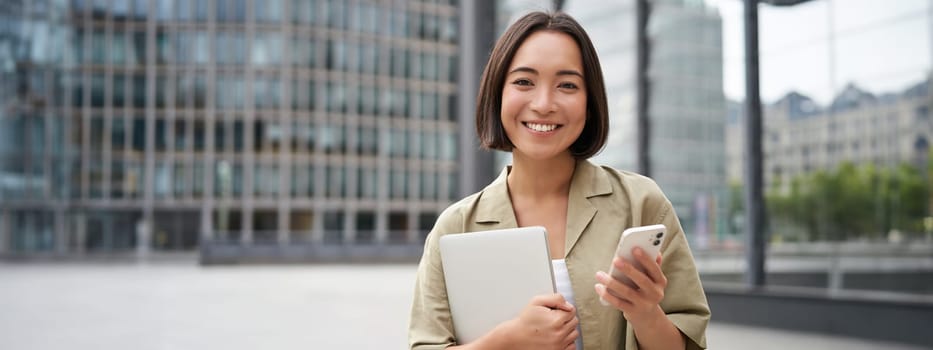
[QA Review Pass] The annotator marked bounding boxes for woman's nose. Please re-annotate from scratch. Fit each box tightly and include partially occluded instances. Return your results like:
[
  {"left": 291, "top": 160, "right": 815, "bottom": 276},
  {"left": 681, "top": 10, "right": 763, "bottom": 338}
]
[{"left": 529, "top": 88, "right": 557, "bottom": 115}]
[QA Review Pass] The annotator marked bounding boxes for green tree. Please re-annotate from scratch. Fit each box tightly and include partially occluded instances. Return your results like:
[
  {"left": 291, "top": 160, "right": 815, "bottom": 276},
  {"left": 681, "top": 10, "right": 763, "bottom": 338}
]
[{"left": 766, "top": 161, "right": 929, "bottom": 241}]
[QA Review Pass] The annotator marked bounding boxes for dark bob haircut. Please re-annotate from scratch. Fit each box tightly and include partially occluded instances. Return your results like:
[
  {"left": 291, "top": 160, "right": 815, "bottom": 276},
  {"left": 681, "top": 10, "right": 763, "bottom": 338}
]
[{"left": 475, "top": 11, "right": 609, "bottom": 159}]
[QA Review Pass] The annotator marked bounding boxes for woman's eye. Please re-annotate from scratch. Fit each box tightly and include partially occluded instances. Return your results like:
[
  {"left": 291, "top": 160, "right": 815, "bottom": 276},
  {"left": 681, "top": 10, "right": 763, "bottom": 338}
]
[
  {"left": 559, "top": 82, "right": 579, "bottom": 89},
  {"left": 512, "top": 79, "right": 533, "bottom": 86}
]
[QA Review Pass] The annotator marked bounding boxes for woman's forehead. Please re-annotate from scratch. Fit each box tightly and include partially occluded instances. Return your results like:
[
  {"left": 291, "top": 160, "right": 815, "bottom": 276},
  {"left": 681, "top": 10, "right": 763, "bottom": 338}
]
[{"left": 508, "top": 30, "right": 583, "bottom": 73}]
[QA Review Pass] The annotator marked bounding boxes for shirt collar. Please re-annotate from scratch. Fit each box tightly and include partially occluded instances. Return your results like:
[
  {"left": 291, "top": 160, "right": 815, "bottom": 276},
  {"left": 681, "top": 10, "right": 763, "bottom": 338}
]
[{"left": 473, "top": 159, "right": 614, "bottom": 256}]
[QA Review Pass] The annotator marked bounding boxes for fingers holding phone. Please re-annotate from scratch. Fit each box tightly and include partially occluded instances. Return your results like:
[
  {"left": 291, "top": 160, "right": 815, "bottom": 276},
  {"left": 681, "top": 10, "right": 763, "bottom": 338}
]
[{"left": 596, "top": 225, "right": 668, "bottom": 314}]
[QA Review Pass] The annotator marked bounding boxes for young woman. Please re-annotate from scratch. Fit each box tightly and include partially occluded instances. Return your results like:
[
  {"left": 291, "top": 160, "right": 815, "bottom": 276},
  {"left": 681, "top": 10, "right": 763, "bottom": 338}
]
[{"left": 409, "top": 11, "right": 710, "bottom": 350}]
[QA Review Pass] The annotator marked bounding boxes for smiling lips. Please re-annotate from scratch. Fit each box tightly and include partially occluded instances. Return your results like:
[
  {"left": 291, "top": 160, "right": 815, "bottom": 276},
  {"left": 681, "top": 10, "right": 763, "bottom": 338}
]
[{"left": 523, "top": 122, "right": 561, "bottom": 133}]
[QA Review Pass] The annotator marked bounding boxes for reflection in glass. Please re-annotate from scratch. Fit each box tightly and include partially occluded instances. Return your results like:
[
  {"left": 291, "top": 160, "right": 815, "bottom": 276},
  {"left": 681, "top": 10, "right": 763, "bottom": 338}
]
[
  {"left": 192, "top": 162, "right": 204, "bottom": 197},
  {"left": 327, "top": 166, "right": 345, "bottom": 198},
  {"left": 442, "top": 15, "right": 458, "bottom": 43},
  {"left": 193, "top": 31, "right": 209, "bottom": 64},
  {"left": 356, "top": 211, "right": 376, "bottom": 244},
  {"left": 359, "top": 126, "right": 377, "bottom": 156},
  {"left": 133, "top": 0, "right": 147, "bottom": 18},
  {"left": 408, "top": 129, "right": 421, "bottom": 159},
  {"left": 327, "top": 39, "right": 347, "bottom": 71},
  {"left": 422, "top": 132, "right": 437, "bottom": 160},
  {"left": 154, "top": 162, "right": 170, "bottom": 198},
  {"left": 156, "top": 0, "right": 173, "bottom": 21},
  {"left": 292, "top": 0, "right": 315, "bottom": 24},
  {"left": 421, "top": 171, "right": 437, "bottom": 200},
  {"left": 90, "top": 116, "right": 104, "bottom": 151},
  {"left": 131, "top": 75, "right": 145, "bottom": 107},
  {"left": 253, "top": 163, "right": 279, "bottom": 197},
  {"left": 292, "top": 38, "right": 315, "bottom": 67},
  {"left": 91, "top": 74, "right": 105, "bottom": 107},
  {"left": 389, "top": 128, "right": 406, "bottom": 157},
  {"left": 214, "top": 120, "right": 226, "bottom": 151},
  {"left": 174, "top": 0, "right": 191, "bottom": 20},
  {"left": 408, "top": 50, "right": 421, "bottom": 80},
  {"left": 326, "top": 0, "right": 347, "bottom": 29},
  {"left": 256, "top": 0, "right": 283, "bottom": 22},
  {"left": 440, "top": 130, "right": 456, "bottom": 161},
  {"left": 195, "top": 0, "right": 208, "bottom": 21},
  {"left": 174, "top": 161, "right": 187, "bottom": 197},
  {"left": 390, "top": 168, "right": 406, "bottom": 199},
  {"left": 323, "top": 211, "right": 344, "bottom": 244},
  {"left": 358, "top": 166, "right": 377, "bottom": 199}
]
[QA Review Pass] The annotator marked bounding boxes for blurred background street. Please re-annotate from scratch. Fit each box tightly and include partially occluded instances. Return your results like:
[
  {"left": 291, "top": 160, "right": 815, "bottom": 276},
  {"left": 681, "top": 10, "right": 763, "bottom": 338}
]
[
  {"left": 0, "top": 259, "right": 927, "bottom": 350},
  {"left": 2, "top": 0, "right": 933, "bottom": 348}
]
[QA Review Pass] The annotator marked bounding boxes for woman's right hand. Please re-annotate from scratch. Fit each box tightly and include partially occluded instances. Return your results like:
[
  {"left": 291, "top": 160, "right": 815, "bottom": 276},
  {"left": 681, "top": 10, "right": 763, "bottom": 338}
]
[{"left": 495, "top": 293, "right": 580, "bottom": 350}]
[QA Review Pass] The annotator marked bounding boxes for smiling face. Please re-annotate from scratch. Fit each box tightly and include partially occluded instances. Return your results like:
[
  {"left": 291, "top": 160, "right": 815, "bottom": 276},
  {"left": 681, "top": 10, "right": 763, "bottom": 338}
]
[{"left": 500, "top": 30, "right": 587, "bottom": 162}]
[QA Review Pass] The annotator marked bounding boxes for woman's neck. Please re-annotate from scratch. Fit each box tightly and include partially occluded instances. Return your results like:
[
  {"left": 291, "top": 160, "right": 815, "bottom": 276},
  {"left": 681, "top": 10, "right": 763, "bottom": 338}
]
[{"left": 507, "top": 152, "right": 577, "bottom": 200}]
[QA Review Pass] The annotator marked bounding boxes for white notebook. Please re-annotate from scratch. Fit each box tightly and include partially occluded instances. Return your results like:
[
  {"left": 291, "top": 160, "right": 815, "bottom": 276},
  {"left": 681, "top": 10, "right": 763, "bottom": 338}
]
[{"left": 439, "top": 226, "right": 556, "bottom": 344}]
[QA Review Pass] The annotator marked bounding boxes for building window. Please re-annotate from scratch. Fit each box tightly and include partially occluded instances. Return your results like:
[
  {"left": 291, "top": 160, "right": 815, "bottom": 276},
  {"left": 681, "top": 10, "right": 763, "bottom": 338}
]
[
  {"left": 388, "top": 211, "right": 409, "bottom": 244},
  {"left": 327, "top": 166, "right": 346, "bottom": 198},
  {"left": 358, "top": 166, "right": 377, "bottom": 199},
  {"left": 389, "top": 128, "right": 407, "bottom": 157},
  {"left": 420, "top": 171, "right": 437, "bottom": 200},
  {"left": 390, "top": 168, "right": 407, "bottom": 199},
  {"left": 255, "top": 163, "right": 279, "bottom": 197},
  {"left": 356, "top": 211, "right": 376, "bottom": 244},
  {"left": 112, "top": 118, "right": 126, "bottom": 151},
  {"left": 292, "top": 0, "right": 316, "bottom": 24},
  {"left": 419, "top": 212, "right": 437, "bottom": 242},
  {"left": 323, "top": 210, "right": 345, "bottom": 244},
  {"left": 319, "top": 122, "right": 345, "bottom": 153},
  {"left": 174, "top": 161, "right": 188, "bottom": 197},
  {"left": 359, "top": 126, "right": 377, "bottom": 156}
]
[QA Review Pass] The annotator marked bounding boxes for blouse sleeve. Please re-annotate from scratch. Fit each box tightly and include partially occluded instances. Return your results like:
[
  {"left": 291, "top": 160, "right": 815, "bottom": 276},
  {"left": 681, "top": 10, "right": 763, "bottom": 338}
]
[
  {"left": 408, "top": 208, "right": 463, "bottom": 349},
  {"left": 632, "top": 198, "right": 711, "bottom": 350}
]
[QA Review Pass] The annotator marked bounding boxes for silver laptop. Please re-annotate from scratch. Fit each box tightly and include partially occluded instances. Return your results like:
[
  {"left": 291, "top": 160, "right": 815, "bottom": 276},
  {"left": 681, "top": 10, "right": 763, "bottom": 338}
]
[{"left": 439, "top": 226, "right": 556, "bottom": 344}]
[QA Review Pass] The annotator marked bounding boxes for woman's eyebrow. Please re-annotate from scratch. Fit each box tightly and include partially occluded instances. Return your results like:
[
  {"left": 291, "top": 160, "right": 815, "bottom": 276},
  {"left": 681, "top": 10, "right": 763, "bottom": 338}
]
[
  {"left": 556, "top": 69, "right": 583, "bottom": 78},
  {"left": 508, "top": 66, "right": 538, "bottom": 75},
  {"left": 507, "top": 67, "right": 584, "bottom": 78}
]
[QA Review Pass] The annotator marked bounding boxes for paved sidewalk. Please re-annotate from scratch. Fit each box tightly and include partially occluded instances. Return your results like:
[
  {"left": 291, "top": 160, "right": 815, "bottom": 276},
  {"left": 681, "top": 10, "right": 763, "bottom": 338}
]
[{"left": 0, "top": 262, "right": 926, "bottom": 349}]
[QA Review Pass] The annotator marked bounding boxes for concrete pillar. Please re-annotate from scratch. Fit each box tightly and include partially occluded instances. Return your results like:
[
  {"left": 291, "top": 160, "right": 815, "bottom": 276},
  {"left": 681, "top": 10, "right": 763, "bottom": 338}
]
[
  {"left": 54, "top": 208, "right": 67, "bottom": 254},
  {"left": 458, "top": 0, "right": 497, "bottom": 197},
  {"left": 75, "top": 213, "right": 87, "bottom": 255},
  {"left": 0, "top": 209, "right": 8, "bottom": 254},
  {"left": 312, "top": 206, "right": 324, "bottom": 244},
  {"left": 200, "top": 206, "right": 213, "bottom": 244},
  {"left": 344, "top": 209, "right": 355, "bottom": 244},
  {"left": 136, "top": 219, "right": 150, "bottom": 258},
  {"left": 407, "top": 211, "right": 419, "bottom": 245},
  {"left": 375, "top": 208, "right": 388, "bottom": 245}
]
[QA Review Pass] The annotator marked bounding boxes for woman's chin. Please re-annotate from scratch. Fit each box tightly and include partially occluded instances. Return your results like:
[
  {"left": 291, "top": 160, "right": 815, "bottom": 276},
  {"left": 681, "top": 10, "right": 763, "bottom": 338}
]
[{"left": 512, "top": 148, "right": 573, "bottom": 162}]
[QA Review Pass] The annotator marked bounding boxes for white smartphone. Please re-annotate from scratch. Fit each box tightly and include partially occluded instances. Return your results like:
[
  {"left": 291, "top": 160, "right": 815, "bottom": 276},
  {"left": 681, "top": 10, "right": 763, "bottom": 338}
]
[{"left": 600, "top": 224, "right": 666, "bottom": 306}]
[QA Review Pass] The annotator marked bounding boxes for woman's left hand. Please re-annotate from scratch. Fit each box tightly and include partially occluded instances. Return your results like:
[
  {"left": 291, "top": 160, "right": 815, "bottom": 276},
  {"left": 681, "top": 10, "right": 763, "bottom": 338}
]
[{"left": 594, "top": 247, "right": 667, "bottom": 325}]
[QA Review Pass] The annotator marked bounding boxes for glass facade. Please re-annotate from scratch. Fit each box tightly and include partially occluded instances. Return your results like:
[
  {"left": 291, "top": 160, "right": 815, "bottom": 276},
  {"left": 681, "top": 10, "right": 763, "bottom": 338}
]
[
  {"left": 714, "top": 0, "right": 932, "bottom": 298},
  {"left": 0, "top": 0, "right": 462, "bottom": 254},
  {"left": 497, "top": 0, "right": 933, "bottom": 300},
  {"left": 565, "top": 0, "right": 728, "bottom": 248}
]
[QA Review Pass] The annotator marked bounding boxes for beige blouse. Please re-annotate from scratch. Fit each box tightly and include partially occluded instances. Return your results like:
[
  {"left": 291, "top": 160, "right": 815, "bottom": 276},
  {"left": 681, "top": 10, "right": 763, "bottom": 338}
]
[{"left": 409, "top": 160, "right": 710, "bottom": 349}]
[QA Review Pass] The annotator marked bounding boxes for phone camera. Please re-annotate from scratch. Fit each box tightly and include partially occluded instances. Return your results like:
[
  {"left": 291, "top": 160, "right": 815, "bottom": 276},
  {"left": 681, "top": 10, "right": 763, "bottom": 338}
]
[
  {"left": 656, "top": 232, "right": 664, "bottom": 238},
  {"left": 653, "top": 240, "right": 660, "bottom": 246}
]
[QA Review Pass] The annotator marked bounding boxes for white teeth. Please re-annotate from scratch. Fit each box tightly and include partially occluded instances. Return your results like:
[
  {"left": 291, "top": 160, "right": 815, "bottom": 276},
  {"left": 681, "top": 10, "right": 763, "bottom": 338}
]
[{"left": 525, "top": 122, "right": 558, "bottom": 132}]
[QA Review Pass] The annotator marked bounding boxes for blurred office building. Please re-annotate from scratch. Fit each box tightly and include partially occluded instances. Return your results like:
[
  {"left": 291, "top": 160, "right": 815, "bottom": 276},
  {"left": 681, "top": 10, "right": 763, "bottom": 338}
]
[
  {"left": 761, "top": 79, "right": 932, "bottom": 190},
  {"left": 565, "top": 0, "right": 728, "bottom": 247},
  {"left": 725, "top": 78, "right": 933, "bottom": 242},
  {"left": 0, "top": 0, "right": 469, "bottom": 260}
]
